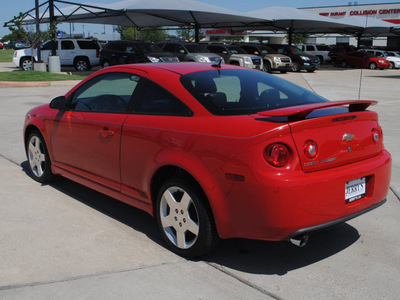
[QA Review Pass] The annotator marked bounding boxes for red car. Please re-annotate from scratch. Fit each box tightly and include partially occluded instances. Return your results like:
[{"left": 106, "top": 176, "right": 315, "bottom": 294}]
[
  {"left": 24, "top": 63, "right": 391, "bottom": 257},
  {"left": 337, "top": 51, "right": 391, "bottom": 69}
]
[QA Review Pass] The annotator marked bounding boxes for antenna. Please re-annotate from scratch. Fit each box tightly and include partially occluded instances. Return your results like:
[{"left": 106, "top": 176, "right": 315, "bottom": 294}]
[
  {"left": 212, "top": 58, "right": 223, "bottom": 68},
  {"left": 358, "top": 15, "right": 369, "bottom": 100}
]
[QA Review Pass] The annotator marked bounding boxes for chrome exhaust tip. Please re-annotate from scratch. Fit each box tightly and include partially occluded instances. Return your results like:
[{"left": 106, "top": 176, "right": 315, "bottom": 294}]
[{"left": 289, "top": 234, "right": 309, "bottom": 247}]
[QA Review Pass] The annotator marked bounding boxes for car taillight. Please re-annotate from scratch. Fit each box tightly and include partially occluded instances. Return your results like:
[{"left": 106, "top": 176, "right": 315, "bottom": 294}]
[
  {"left": 264, "top": 143, "right": 291, "bottom": 167},
  {"left": 371, "top": 128, "right": 379, "bottom": 144},
  {"left": 96, "top": 49, "right": 100, "bottom": 57},
  {"left": 303, "top": 140, "right": 318, "bottom": 159}
]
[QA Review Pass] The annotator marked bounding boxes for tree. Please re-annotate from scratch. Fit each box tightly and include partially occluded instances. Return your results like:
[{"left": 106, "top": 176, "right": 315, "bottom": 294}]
[
  {"left": 6, "top": 12, "right": 27, "bottom": 41},
  {"left": 116, "top": 26, "right": 167, "bottom": 42},
  {"left": 176, "top": 27, "right": 204, "bottom": 42},
  {"left": 286, "top": 33, "right": 310, "bottom": 45}
]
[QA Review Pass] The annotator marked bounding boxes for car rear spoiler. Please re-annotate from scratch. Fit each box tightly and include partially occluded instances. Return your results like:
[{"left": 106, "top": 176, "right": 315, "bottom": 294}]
[{"left": 257, "top": 100, "right": 377, "bottom": 120}]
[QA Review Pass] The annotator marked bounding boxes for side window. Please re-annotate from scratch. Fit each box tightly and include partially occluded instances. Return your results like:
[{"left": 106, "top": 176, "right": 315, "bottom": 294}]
[
  {"left": 69, "top": 73, "right": 141, "bottom": 113},
  {"left": 306, "top": 45, "right": 314, "bottom": 51},
  {"left": 133, "top": 79, "right": 192, "bottom": 116},
  {"left": 163, "top": 44, "right": 176, "bottom": 52},
  {"left": 77, "top": 40, "right": 100, "bottom": 49},
  {"left": 41, "top": 41, "right": 55, "bottom": 50},
  {"left": 61, "top": 41, "right": 75, "bottom": 50}
]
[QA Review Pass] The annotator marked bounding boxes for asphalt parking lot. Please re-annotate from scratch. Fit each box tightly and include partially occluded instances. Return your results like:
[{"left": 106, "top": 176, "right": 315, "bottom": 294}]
[{"left": 0, "top": 63, "right": 399, "bottom": 299}]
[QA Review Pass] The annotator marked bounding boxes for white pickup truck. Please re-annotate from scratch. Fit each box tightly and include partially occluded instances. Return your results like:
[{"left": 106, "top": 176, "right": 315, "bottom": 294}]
[
  {"left": 296, "top": 44, "right": 331, "bottom": 64},
  {"left": 13, "top": 39, "right": 100, "bottom": 71}
]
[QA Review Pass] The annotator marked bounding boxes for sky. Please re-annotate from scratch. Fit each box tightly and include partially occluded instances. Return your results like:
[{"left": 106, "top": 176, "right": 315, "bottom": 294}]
[{"left": 1, "top": 0, "right": 400, "bottom": 39}]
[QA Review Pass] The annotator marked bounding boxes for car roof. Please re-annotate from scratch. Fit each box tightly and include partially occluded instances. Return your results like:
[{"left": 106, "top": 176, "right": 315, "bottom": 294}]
[{"left": 103, "top": 62, "right": 240, "bottom": 76}]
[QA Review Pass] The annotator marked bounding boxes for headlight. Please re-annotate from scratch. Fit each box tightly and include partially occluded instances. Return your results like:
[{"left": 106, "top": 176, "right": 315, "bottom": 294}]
[
  {"left": 197, "top": 56, "right": 211, "bottom": 63},
  {"left": 379, "top": 60, "right": 385, "bottom": 64},
  {"left": 300, "top": 56, "right": 310, "bottom": 61},
  {"left": 244, "top": 57, "right": 252, "bottom": 63},
  {"left": 273, "top": 57, "right": 281, "bottom": 63},
  {"left": 147, "top": 56, "right": 160, "bottom": 63}
]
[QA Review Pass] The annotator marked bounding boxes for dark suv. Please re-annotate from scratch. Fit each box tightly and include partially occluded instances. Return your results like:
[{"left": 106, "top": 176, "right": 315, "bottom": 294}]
[
  {"left": 268, "top": 44, "right": 320, "bottom": 72},
  {"left": 157, "top": 41, "right": 223, "bottom": 63},
  {"left": 100, "top": 40, "right": 179, "bottom": 67}
]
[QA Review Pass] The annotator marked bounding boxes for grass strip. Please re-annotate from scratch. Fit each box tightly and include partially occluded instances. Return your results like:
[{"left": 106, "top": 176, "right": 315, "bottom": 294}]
[
  {"left": 0, "top": 50, "right": 15, "bottom": 62},
  {"left": 0, "top": 71, "right": 85, "bottom": 81}
]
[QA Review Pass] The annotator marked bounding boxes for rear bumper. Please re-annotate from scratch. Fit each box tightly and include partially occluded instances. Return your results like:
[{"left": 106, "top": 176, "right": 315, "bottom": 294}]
[
  {"left": 285, "top": 198, "right": 386, "bottom": 240},
  {"left": 214, "top": 150, "right": 391, "bottom": 241}
]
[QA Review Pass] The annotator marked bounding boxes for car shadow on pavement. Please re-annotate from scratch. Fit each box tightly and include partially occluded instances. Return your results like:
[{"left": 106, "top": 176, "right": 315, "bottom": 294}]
[
  {"left": 203, "top": 223, "right": 360, "bottom": 275},
  {"left": 21, "top": 160, "right": 360, "bottom": 275}
]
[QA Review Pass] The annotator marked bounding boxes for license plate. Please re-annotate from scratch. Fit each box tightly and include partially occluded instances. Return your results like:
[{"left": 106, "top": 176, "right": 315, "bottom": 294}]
[{"left": 345, "top": 177, "right": 366, "bottom": 203}]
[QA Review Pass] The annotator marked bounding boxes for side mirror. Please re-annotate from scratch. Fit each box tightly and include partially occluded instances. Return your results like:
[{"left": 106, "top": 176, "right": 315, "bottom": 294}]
[{"left": 50, "top": 95, "right": 67, "bottom": 110}]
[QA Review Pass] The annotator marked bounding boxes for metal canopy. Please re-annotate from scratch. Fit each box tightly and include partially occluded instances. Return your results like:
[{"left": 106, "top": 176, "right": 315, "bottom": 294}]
[
  {"left": 7, "top": 0, "right": 272, "bottom": 30},
  {"left": 244, "top": 7, "right": 364, "bottom": 34}
]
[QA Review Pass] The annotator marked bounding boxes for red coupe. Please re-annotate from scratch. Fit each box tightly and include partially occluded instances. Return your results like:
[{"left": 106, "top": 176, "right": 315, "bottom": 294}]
[
  {"left": 24, "top": 63, "right": 391, "bottom": 257},
  {"left": 337, "top": 51, "right": 391, "bottom": 69}
]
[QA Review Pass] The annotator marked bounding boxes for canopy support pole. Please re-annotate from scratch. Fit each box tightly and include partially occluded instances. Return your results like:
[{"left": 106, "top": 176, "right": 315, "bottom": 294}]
[
  {"left": 35, "top": 0, "right": 42, "bottom": 62},
  {"left": 49, "top": 0, "right": 56, "bottom": 56}
]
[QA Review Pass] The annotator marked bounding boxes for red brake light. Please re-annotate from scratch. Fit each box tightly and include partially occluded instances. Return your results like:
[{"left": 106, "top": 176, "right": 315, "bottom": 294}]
[
  {"left": 303, "top": 140, "right": 318, "bottom": 159},
  {"left": 264, "top": 143, "right": 290, "bottom": 167},
  {"left": 96, "top": 49, "right": 100, "bottom": 57}
]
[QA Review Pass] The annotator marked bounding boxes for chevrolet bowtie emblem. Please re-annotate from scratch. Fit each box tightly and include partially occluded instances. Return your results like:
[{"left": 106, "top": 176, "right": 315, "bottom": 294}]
[{"left": 342, "top": 133, "right": 354, "bottom": 142}]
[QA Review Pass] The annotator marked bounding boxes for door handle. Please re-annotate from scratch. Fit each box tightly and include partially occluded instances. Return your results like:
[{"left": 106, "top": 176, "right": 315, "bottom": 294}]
[{"left": 100, "top": 128, "right": 115, "bottom": 138}]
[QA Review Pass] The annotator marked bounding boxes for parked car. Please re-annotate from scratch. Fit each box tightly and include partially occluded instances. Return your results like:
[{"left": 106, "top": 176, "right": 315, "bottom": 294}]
[
  {"left": 100, "top": 40, "right": 179, "bottom": 67},
  {"left": 4, "top": 40, "right": 30, "bottom": 50},
  {"left": 296, "top": 44, "right": 331, "bottom": 63},
  {"left": 24, "top": 62, "right": 391, "bottom": 257},
  {"left": 358, "top": 49, "right": 400, "bottom": 69},
  {"left": 337, "top": 51, "right": 391, "bottom": 69},
  {"left": 268, "top": 44, "right": 320, "bottom": 72},
  {"left": 328, "top": 45, "right": 357, "bottom": 63},
  {"left": 157, "top": 41, "right": 223, "bottom": 63},
  {"left": 0, "top": 42, "right": 3, "bottom": 50},
  {"left": 385, "top": 50, "right": 400, "bottom": 58},
  {"left": 235, "top": 43, "right": 293, "bottom": 73},
  {"left": 201, "top": 43, "right": 263, "bottom": 69},
  {"left": 12, "top": 39, "right": 100, "bottom": 71}
]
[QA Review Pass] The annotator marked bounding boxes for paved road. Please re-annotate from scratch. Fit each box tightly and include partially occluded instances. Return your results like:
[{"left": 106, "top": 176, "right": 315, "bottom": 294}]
[{"left": 0, "top": 64, "right": 399, "bottom": 299}]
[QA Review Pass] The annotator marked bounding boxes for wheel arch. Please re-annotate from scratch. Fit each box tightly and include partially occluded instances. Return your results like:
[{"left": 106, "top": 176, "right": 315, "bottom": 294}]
[
  {"left": 20, "top": 56, "right": 35, "bottom": 68},
  {"left": 150, "top": 164, "right": 223, "bottom": 237}
]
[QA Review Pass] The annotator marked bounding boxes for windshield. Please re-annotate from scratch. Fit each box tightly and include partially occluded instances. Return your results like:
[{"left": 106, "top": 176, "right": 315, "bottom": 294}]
[
  {"left": 185, "top": 44, "right": 210, "bottom": 53},
  {"left": 180, "top": 69, "right": 328, "bottom": 116},
  {"left": 227, "top": 45, "right": 248, "bottom": 54},
  {"left": 137, "top": 42, "right": 164, "bottom": 53},
  {"left": 259, "top": 45, "right": 277, "bottom": 54}
]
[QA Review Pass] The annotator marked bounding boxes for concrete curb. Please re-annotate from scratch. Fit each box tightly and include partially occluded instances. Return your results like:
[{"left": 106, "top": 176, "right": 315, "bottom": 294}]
[{"left": 0, "top": 80, "right": 82, "bottom": 88}]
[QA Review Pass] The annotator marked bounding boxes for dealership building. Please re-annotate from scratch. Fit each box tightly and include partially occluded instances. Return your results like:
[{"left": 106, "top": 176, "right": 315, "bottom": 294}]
[{"left": 205, "top": 2, "right": 400, "bottom": 49}]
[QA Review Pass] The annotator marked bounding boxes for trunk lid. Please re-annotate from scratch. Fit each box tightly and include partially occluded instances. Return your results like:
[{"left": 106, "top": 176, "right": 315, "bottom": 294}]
[{"left": 258, "top": 100, "right": 383, "bottom": 172}]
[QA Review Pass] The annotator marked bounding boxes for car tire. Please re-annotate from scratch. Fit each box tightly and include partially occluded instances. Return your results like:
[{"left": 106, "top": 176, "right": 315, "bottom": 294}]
[
  {"left": 280, "top": 71, "right": 287, "bottom": 74},
  {"left": 317, "top": 56, "right": 323, "bottom": 64},
  {"left": 369, "top": 62, "right": 377, "bottom": 70},
  {"left": 263, "top": 61, "right": 272, "bottom": 73},
  {"left": 291, "top": 61, "right": 301, "bottom": 72},
  {"left": 20, "top": 57, "right": 33, "bottom": 71},
  {"left": 307, "top": 69, "right": 315, "bottom": 73},
  {"left": 101, "top": 60, "right": 111, "bottom": 68},
  {"left": 26, "top": 131, "right": 56, "bottom": 183},
  {"left": 389, "top": 62, "right": 395, "bottom": 69},
  {"left": 156, "top": 177, "right": 219, "bottom": 258},
  {"left": 74, "top": 57, "right": 90, "bottom": 71},
  {"left": 340, "top": 61, "right": 347, "bottom": 68}
]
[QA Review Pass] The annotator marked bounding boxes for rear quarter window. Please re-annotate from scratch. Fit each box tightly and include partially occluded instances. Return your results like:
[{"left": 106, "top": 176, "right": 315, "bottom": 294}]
[{"left": 77, "top": 40, "right": 100, "bottom": 50}]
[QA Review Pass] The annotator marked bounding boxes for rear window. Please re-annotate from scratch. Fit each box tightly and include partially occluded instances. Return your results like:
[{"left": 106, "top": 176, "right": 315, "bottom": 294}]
[
  {"left": 180, "top": 69, "right": 328, "bottom": 116},
  {"left": 77, "top": 40, "right": 100, "bottom": 49}
]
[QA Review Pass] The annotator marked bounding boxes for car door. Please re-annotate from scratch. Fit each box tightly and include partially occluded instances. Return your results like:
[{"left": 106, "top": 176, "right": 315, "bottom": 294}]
[
  {"left": 58, "top": 40, "right": 76, "bottom": 65},
  {"left": 51, "top": 72, "right": 143, "bottom": 190}
]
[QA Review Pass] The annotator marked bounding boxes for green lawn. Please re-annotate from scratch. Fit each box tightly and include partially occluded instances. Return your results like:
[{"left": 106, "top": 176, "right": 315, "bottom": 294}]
[
  {"left": 0, "top": 71, "right": 85, "bottom": 81},
  {"left": 0, "top": 50, "right": 14, "bottom": 62}
]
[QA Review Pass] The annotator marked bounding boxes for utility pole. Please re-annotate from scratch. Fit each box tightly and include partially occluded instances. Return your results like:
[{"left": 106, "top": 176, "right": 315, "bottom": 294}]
[{"left": 49, "top": 0, "right": 56, "bottom": 56}]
